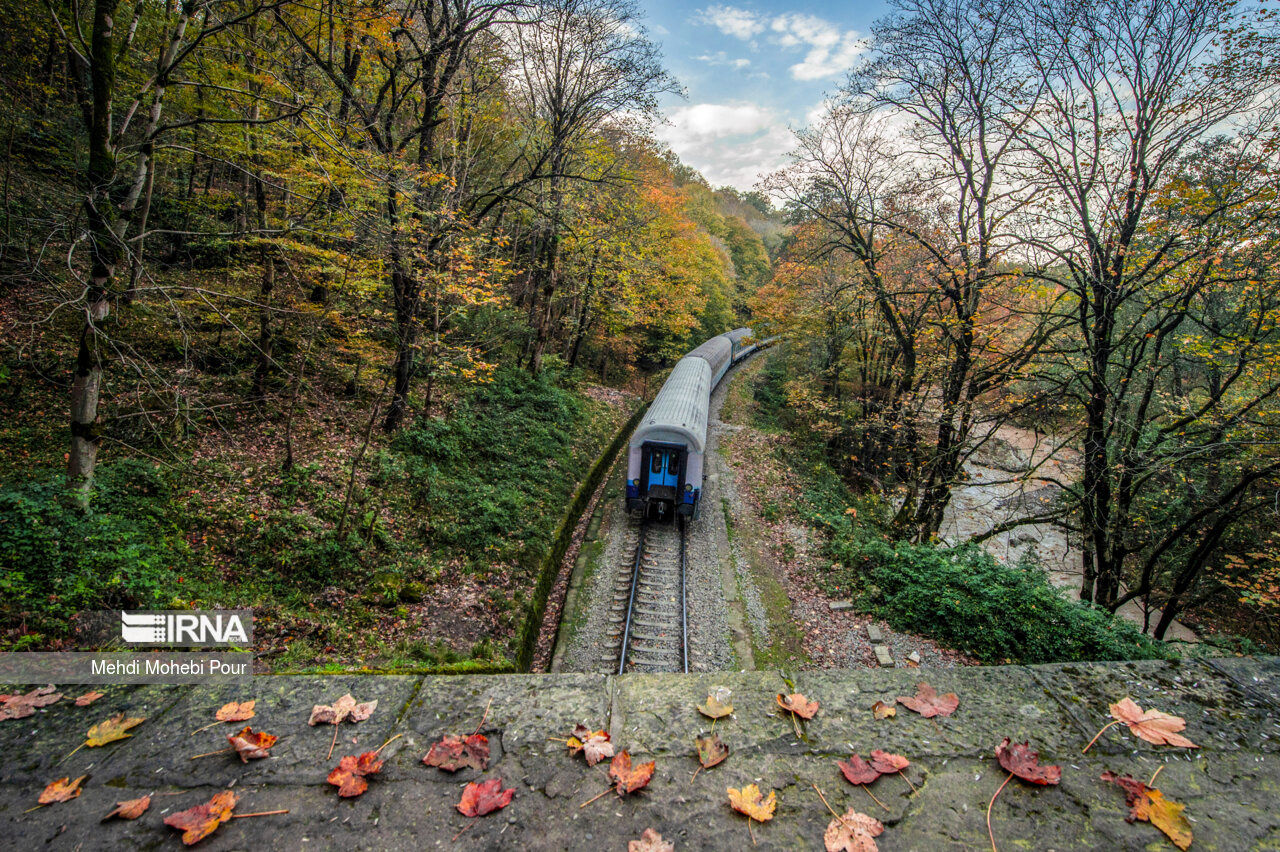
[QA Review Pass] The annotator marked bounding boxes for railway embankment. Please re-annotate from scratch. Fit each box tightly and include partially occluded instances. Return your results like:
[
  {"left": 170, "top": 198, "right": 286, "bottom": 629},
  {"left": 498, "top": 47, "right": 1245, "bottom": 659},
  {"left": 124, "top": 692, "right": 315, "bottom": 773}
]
[{"left": 3, "top": 658, "right": 1277, "bottom": 849}]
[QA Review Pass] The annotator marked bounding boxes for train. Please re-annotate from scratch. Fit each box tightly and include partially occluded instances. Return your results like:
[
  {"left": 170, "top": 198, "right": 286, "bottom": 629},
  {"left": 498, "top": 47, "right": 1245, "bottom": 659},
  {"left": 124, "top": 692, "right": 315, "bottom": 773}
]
[{"left": 626, "top": 328, "right": 759, "bottom": 520}]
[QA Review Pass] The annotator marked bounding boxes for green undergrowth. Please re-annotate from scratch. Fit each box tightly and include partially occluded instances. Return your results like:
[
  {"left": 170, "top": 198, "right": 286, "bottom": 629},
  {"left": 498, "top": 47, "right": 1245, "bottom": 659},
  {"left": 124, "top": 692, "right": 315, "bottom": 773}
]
[
  {"left": 749, "top": 351, "right": 1167, "bottom": 665},
  {"left": 0, "top": 368, "right": 630, "bottom": 671}
]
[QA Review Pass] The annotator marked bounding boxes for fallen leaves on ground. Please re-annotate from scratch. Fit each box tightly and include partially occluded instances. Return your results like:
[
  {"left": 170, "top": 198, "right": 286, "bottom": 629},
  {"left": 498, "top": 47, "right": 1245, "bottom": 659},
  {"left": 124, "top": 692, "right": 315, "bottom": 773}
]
[
  {"left": 308, "top": 694, "right": 377, "bottom": 726},
  {"left": 728, "top": 783, "right": 777, "bottom": 822},
  {"left": 629, "top": 828, "right": 675, "bottom": 852},
  {"left": 228, "top": 727, "right": 277, "bottom": 762},
  {"left": 698, "top": 693, "right": 734, "bottom": 720},
  {"left": 871, "top": 701, "right": 895, "bottom": 720},
  {"left": 39, "top": 775, "right": 87, "bottom": 804},
  {"left": 564, "top": 724, "right": 613, "bottom": 767},
  {"left": 327, "top": 751, "right": 384, "bottom": 797},
  {"left": 457, "top": 777, "right": 515, "bottom": 816},
  {"left": 164, "top": 790, "right": 237, "bottom": 846},
  {"left": 74, "top": 691, "right": 105, "bottom": 707},
  {"left": 996, "top": 738, "right": 1061, "bottom": 785},
  {"left": 423, "top": 733, "right": 490, "bottom": 772},
  {"left": 869, "top": 750, "right": 909, "bottom": 774},
  {"left": 609, "top": 750, "right": 656, "bottom": 795},
  {"left": 215, "top": 700, "right": 256, "bottom": 722},
  {"left": 86, "top": 713, "right": 146, "bottom": 747},
  {"left": 777, "top": 693, "right": 820, "bottom": 719},
  {"left": 0, "top": 686, "right": 62, "bottom": 721},
  {"left": 824, "top": 808, "right": 884, "bottom": 852},
  {"left": 896, "top": 683, "right": 959, "bottom": 718},
  {"left": 102, "top": 795, "right": 151, "bottom": 821},
  {"left": 837, "top": 754, "right": 882, "bottom": 786},
  {"left": 1109, "top": 698, "right": 1199, "bottom": 749},
  {"left": 1101, "top": 771, "right": 1193, "bottom": 850},
  {"left": 695, "top": 733, "right": 729, "bottom": 770}
]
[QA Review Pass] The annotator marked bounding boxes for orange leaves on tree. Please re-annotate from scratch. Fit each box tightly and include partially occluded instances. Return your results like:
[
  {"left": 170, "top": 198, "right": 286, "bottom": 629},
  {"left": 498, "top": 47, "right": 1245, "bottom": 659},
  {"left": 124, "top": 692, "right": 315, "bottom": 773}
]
[
  {"left": 1083, "top": 697, "right": 1198, "bottom": 753},
  {"left": 988, "top": 739, "right": 1061, "bottom": 852},
  {"left": 609, "top": 750, "right": 656, "bottom": 795},
  {"left": 629, "top": 828, "right": 675, "bottom": 852},
  {"left": 776, "top": 692, "right": 820, "bottom": 719},
  {"left": 824, "top": 808, "right": 885, "bottom": 852},
  {"left": 424, "top": 733, "right": 490, "bottom": 772},
  {"left": 457, "top": 777, "right": 515, "bottom": 816},
  {"left": 74, "top": 691, "right": 105, "bottom": 707},
  {"left": 327, "top": 751, "right": 384, "bottom": 797},
  {"left": 38, "top": 775, "right": 87, "bottom": 804},
  {"left": 562, "top": 723, "right": 614, "bottom": 767},
  {"left": 0, "top": 685, "right": 62, "bottom": 721},
  {"left": 215, "top": 700, "right": 256, "bottom": 722},
  {"left": 102, "top": 795, "right": 151, "bottom": 821},
  {"left": 1101, "top": 771, "right": 1192, "bottom": 850},
  {"left": 228, "top": 726, "right": 277, "bottom": 762},
  {"left": 896, "top": 683, "right": 959, "bottom": 718},
  {"left": 164, "top": 790, "right": 237, "bottom": 846}
]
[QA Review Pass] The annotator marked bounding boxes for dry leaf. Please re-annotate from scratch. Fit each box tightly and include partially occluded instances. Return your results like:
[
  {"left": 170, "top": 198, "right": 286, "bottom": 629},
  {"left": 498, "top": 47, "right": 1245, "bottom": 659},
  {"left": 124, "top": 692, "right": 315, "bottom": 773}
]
[
  {"left": 1101, "top": 771, "right": 1193, "bottom": 850},
  {"left": 39, "top": 775, "right": 87, "bottom": 804},
  {"left": 825, "top": 808, "right": 884, "bottom": 852},
  {"left": 698, "top": 694, "right": 734, "bottom": 720},
  {"left": 327, "top": 751, "right": 384, "bottom": 797},
  {"left": 0, "top": 686, "right": 62, "bottom": 721},
  {"left": 102, "top": 795, "right": 151, "bottom": 821},
  {"left": 1109, "top": 698, "right": 1199, "bottom": 749},
  {"left": 228, "top": 726, "right": 277, "bottom": 762},
  {"left": 777, "top": 692, "right": 820, "bottom": 719},
  {"left": 566, "top": 724, "right": 614, "bottom": 767},
  {"left": 869, "top": 750, "right": 909, "bottom": 774},
  {"left": 423, "top": 733, "right": 490, "bottom": 772},
  {"left": 609, "top": 750, "right": 656, "bottom": 795},
  {"left": 837, "top": 754, "right": 882, "bottom": 785},
  {"left": 694, "top": 733, "right": 729, "bottom": 770},
  {"left": 871, "top": 701, "right": 895, "bottom": 720},
  {"left": 215, "top": 700, "right": 255, "bottom": 723},
  {"left": 629, "top": 828, "right": 675, "bottom": 852},
  {"left": 897, "top": 683, "right": 959, "bottom": 718},
  {"left": 308, "top": 694, "right": 377, "bottom": 726},
  {"left": 728, "top": 783, "right": 777, "bottom": 822},
  {"left": 457, "top": 777, "right": 515, "bottom": 816},
  {"left": 86, "top": 713, "right": 145, "bottom": 747},
  {"left": 995, "top": 738, "right": 1061, "bottom": 785},
  {"left": 74, "top": 691, "right": 105, "bottom": 707},
  {"left": 164, "top": 790, "right": 237, "bottom": 846}
]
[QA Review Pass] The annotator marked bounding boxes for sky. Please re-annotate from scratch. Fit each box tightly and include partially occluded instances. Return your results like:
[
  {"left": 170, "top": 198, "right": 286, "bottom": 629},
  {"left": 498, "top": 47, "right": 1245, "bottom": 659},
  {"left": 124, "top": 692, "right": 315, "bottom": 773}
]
[{"left": 639, "top": 0, "right": 891, "bottom": 192}]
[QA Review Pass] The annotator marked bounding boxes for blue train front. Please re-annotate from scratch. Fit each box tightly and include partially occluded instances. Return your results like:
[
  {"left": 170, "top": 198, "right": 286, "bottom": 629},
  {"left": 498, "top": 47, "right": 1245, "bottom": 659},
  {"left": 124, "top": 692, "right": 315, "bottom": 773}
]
[{"left": 626, "top": 328, "right": 758, "bottom": 520}]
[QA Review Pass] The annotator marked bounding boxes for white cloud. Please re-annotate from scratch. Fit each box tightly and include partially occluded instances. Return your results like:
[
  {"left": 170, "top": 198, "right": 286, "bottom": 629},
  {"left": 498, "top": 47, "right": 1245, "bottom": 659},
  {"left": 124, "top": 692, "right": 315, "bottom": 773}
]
[
  {"left": 695, "top": 4, "right": 765, "bottom": 40},
  {"left": 657, "top": 103, "right": 796, "bottom": 191},
  {"left": 694, "top": 5, "right": 864, "bottom": 81},
  {"left": 695, "top": 51, "right": 751, "bottom": 70}
]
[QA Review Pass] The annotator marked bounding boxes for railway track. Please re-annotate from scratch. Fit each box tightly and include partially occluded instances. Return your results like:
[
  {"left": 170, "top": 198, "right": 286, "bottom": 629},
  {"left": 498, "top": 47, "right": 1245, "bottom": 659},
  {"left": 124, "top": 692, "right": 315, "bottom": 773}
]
[{"left": 607, "top": 517, "right": 688, "bottom": 673}]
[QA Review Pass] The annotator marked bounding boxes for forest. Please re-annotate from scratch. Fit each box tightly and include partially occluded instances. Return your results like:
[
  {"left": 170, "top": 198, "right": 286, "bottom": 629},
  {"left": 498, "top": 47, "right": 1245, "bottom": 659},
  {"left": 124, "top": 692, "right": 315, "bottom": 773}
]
[
  {"left": 754, "top": 0, "right": 1280, "bottom": 650},
  {"left": 3, "top": 0, "right": 1280, "bottom": 669},
  {"left": 0, "top": 0, "right": 777, "bottom": 668}
]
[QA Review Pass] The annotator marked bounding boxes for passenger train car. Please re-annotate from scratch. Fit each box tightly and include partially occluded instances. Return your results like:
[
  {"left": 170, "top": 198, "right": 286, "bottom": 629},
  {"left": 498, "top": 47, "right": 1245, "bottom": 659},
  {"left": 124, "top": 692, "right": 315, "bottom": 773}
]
[{"left": 626, "top": 328, "right": 759, "bottom": 519}]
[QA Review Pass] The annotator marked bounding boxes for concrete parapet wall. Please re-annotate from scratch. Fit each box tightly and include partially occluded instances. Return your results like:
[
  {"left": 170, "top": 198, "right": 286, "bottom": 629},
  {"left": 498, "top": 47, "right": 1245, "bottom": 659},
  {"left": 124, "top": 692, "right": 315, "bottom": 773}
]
[{"left": 2, "top": 658, "right": 1278, "bottom": 849}]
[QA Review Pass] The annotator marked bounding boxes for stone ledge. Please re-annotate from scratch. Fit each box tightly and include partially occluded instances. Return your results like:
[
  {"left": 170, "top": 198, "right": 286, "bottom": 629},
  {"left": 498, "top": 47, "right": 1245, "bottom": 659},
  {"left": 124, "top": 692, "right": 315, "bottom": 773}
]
[{"left": 0, "top": 658, "right": 1277, "bottom": 849}]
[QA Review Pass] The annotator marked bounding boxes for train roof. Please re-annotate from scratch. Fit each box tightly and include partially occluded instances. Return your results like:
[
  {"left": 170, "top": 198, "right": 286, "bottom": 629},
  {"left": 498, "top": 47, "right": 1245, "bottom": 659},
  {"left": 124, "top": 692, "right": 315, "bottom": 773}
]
[
  {"left": 725, "top": 327, "right": 754, "bottom": 343},
  {"left": 631, "top": 355, "right": 711, "bottom": 454},
  {"left": 687, "top": 335, "right": 732, "bottom": 376}
]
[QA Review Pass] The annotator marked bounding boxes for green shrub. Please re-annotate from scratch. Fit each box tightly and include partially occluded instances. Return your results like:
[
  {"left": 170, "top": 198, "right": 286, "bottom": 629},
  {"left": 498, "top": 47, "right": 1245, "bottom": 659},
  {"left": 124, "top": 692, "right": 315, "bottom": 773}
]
[{"left": 831, "top": 537, "right": 1166, "bottom": 664}]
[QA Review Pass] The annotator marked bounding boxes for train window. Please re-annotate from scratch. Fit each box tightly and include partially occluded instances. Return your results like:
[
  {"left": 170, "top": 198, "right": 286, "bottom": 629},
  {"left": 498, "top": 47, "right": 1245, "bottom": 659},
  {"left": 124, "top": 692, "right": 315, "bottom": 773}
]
[{"left": 650, "top": 452, "right": 663, "bottom": 474}]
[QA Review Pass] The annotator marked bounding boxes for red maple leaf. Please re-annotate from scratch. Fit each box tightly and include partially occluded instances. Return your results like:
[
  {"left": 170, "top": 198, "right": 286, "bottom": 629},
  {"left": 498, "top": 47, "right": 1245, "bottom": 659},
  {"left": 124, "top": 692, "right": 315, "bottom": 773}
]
[
  {"left": 423, "top": 733, "right": 490, "bottom": 772},
  {"left": 896, "top": 683, "right": 959, "bottom": 718},
  {"left": 327, "top": 751, "right": 384, "bottom": 797},
  {"left": 457, "top": 777, "right": 515, "bottom": 816},
  {"left": 995, "top": 738, "right": 1061, "bottom": 785},
  {"left": 836, "top": 754, "right": 882, "bottom": 785}
]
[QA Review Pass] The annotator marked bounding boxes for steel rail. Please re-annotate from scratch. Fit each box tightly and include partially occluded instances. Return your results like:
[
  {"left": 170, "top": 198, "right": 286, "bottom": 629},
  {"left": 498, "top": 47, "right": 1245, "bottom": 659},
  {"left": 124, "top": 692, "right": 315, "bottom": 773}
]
[
  {"left": 679, "top": 516, "right": 688, "bottom": 673},
  {"left": 617, "top": 520, "right": 647, "bottom": 676}
]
